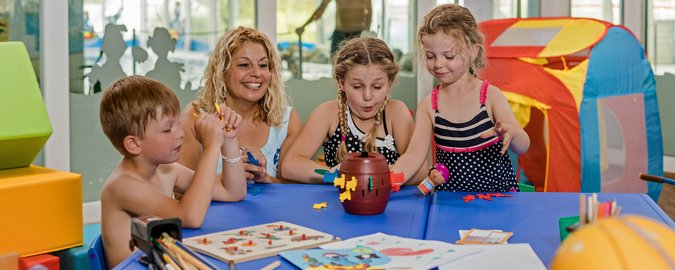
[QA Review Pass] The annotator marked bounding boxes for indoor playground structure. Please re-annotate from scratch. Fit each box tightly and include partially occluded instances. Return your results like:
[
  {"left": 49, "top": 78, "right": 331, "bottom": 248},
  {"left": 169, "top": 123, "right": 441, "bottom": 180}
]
[
  {"left": 479, "top": 18, "right": 663, "bottom": 200},
  {"left": 0, "top": 42, "right": 83, "bottom": 267}
]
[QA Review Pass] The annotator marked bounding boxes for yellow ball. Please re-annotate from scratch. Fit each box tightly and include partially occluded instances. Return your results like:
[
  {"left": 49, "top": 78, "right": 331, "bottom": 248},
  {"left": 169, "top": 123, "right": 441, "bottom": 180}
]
[{"left": 551, "top": 215, "right": 675, "bottom": 270}]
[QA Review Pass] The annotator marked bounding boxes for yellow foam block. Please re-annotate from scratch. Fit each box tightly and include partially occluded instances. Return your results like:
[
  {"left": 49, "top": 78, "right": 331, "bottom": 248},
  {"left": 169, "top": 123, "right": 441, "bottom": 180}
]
[{"left": 0, "top": 165, "right": 82, "bottom": 256}]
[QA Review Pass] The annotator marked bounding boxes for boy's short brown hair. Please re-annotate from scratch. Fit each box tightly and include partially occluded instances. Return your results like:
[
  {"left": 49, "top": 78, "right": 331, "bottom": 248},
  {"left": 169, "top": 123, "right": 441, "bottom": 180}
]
[{"left": 99, "top": 76, "right": 180, "bottom": 156}]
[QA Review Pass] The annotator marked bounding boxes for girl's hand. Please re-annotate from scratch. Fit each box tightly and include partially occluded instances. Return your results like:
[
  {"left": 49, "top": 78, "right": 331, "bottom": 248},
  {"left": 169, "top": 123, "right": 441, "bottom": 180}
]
[
  {"left": 479, "top": 119, "right": 515, "bottom": 155},
  {"left": 241, "top": 147, "right": 270, "bottom": 183},
  {"left": 193, "top": 110, "right": 225, "bottom": 149},
  {"left": 215, "top": 103, "right": 242, "bottom": 139}
]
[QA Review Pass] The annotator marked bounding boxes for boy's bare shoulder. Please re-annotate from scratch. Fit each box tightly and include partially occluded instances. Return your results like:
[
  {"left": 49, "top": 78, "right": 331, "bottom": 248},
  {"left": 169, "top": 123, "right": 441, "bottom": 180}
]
[
  {"left": 101, "top": 163, "right": 184, "bottom": 197},
  {"left": 100, "top": 168, "right": 142, "bottom": 201}
]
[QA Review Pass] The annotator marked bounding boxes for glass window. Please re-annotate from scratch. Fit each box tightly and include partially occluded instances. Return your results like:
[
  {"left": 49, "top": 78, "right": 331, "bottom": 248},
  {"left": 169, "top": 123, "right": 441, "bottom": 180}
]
[
  {"left": 277, "top": 0, "right": 413, "bottom": 80},
  {"left": 70, "top": 0, "right": 255, "bottom": 202},
  {"left": 647, "top": 0, "right": 675, "bottom": 75},
  {"left": 0, "top": 0, "right": 40, "bottom": 79},
  {"left": 435, "top": 0, "right": 540, "bottom": 19},
  {"left": 571, "top": 0, "right": 622, "bottom": 24}
]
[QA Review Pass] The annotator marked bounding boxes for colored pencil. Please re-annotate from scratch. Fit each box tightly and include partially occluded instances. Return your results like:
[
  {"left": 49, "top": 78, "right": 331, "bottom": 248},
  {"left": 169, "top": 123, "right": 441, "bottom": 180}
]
[
  {"left": 639, "top": 173, "right": 675, "bottom": 185},
  {"left": 579, "top": 194, "right": 586, "bottom": 224}
]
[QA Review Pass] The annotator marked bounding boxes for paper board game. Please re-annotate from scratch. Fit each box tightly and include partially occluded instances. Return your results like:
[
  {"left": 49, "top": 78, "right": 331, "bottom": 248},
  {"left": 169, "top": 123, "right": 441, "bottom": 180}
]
[{"left": 184, "top": 221, "right": 336, "bottom": 264}]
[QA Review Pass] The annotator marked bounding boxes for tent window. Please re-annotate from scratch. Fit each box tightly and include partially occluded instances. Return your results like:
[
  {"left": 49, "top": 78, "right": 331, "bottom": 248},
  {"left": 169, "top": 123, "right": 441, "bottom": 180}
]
[
  {"left": 491, "top": 27, "right": 562, "bottom": 47},
  {"left": 597, "top": 95, "right": 648, "bottom": 194}
]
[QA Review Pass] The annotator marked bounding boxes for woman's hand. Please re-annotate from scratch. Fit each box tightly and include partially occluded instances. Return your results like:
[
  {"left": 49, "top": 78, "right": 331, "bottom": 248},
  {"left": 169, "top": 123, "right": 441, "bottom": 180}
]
[{"left": 241, "top": 147, "right": 272, "bottom": 183}]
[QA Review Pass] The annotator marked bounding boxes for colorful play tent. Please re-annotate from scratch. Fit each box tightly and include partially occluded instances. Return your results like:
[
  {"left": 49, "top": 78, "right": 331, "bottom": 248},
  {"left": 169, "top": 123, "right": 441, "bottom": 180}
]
[{"left": 479, "top": 18, "right": 663, "bottom": 200}]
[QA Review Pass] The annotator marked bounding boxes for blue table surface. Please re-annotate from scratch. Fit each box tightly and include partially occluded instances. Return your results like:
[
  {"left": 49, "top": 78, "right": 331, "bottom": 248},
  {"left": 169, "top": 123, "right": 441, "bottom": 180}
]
[
  {"left": 114, "top": 183, "right": 429, "bottom": 270},
  {"left": 424, "top": 192, "right": 675, "bottom": 268}
]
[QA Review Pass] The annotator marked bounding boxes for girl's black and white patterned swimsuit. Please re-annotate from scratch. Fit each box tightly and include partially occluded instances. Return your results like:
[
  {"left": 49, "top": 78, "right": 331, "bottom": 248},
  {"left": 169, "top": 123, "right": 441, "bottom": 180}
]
[
  {"left": 433, "top": 80, "right": 519, "bottom": 192},
  {"left": 323, "top": 108, "right": 400, "bottom": 167}
]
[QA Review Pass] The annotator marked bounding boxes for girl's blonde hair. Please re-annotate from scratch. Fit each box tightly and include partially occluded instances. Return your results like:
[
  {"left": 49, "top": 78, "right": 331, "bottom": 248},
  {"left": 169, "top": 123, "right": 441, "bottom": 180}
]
[
  {"left": 197, "top": 26, "right": 288, "bottom": 127},
  {"left": 417, "top": 4, "right": 486, "bottom": 76},
  {"left": 332, "top": 37, "right": 399, "bottom": 162}
]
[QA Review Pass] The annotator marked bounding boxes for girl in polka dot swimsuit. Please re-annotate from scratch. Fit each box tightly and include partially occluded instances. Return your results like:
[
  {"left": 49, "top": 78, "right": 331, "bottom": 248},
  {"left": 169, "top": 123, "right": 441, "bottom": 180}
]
[
  {"left": 280, "top": 37, "right": 426, "bottom": 184},
  {"left": 391, "top": 4, "right": 530, "bottom": 192}
]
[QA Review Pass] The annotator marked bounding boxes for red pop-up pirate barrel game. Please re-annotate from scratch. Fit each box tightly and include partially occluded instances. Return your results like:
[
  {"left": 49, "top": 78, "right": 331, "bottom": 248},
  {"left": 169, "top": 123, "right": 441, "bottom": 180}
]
[{"left": 335, "top": 151, "right": 392, "bottom": 215}]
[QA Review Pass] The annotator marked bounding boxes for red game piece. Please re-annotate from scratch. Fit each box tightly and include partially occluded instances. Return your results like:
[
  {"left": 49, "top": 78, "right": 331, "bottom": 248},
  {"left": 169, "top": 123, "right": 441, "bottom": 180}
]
[
  {"left": 301, "top": 234, "right": 306, "bottom": 240},
  {"left": 477, "top": 193, "right": 493, "bottom": 201},
  {"left": 266, "top": 233, "right": 270, "bottom": 239},
  {"left": 463, "top": 195, "right": 476, "bottom": 203},
  {"left": 268, "top": 240, "right": 272, "bottom": 245},
  {"left": 289, "top": 230, "right": 293, "bottom": 235},
  {"left": 239, "top": 230, "right": 244, "bottom": 235}
]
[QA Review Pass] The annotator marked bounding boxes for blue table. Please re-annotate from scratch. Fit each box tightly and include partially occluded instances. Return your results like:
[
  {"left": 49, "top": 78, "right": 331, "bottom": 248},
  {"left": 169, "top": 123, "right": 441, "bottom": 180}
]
[
  {"left": 424, "top": 192, "right": 675, "bottom": 268},
  {"left": 114, "top": 184, "right": 429, "bottom": 269}
]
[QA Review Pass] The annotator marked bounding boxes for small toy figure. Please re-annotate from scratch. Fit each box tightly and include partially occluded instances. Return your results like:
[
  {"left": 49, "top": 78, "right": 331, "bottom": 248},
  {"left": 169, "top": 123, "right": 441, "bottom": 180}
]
[{"left": 417, "top": 163, "right": 450, "bottom": 195}]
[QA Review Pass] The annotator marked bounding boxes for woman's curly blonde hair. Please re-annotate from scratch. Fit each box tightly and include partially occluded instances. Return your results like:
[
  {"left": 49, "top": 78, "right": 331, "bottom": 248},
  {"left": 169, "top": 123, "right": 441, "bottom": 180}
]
[{"left": 196, "top": 26, "right": 288, "bottom": 127}]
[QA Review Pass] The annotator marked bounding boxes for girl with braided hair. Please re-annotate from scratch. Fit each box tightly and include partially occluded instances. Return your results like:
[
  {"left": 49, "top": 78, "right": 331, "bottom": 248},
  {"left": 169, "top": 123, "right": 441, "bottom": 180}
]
[{"left": 280, "top": 37, "right": 424, "bottom": 184}]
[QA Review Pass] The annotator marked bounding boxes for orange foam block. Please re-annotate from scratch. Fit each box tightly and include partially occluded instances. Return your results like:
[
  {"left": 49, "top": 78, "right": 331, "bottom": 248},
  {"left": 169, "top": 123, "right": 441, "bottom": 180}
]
[
  {"left": 0, "top": 253, "right": 19, "bottom": 270},
  {"left": 0, "top": 165, "right": 82, "bottom": 256}
]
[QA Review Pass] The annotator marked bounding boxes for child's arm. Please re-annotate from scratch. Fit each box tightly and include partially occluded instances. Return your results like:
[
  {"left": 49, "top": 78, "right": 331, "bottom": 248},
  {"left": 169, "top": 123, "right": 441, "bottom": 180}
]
[
  {"left": 177, "top": 104, "right": 202, "bottom": 170},
  {"left": 211, "top": 104, "right": 247, "bottom": 201},
  {"left": 387, "top": 100, "right": 428, "bottom": 185},
  {"left": 390, "top": 95, "right": 435, "bottom": 184},
  {"left": 481, "top": 86, "right": 530, "bottom": 154},
  {"left": 114, "top": 112, "right": 225, "bottom": 228},
  {"left": 174, "top": 111, "right": 227, "bottom": 227},
  {"left": 279, "top": 101, "right": 336, "bottom": 183},
  {"left": 274, "top": 108, "right": 303, "bottom": 182}
]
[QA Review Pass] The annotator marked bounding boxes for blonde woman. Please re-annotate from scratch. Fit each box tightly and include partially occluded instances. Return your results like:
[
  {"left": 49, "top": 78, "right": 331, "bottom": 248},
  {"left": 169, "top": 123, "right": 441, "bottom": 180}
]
[{"left": 179, "top": 27, "right": 301, "bottom": 183}]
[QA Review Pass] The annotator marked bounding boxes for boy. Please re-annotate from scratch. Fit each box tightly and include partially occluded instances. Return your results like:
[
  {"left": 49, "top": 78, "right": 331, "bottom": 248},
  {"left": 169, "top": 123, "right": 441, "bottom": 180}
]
[{"left": 99, "top": 76, "right": 247, "bottom": 268}]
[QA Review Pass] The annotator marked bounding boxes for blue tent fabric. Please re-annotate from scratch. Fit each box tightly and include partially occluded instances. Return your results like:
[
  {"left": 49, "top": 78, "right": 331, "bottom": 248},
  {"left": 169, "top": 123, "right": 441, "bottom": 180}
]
[{"left": 581, "top": 26, "right": 663, "bottom": 201}]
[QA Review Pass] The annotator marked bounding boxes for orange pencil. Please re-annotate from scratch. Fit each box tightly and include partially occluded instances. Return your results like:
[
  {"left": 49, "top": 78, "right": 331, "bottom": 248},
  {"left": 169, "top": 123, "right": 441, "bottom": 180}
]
[
  {"left": 214, "top": 102, "right": 232, "bottom": 131},
  {"left": 214, "top": 103, "right": 224, "bottom": 121}
]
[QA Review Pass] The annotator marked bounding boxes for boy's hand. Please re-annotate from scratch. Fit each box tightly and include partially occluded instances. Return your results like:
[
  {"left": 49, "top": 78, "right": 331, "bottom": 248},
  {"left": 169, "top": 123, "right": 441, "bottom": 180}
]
[
  {"left": 241, "top": 147, "right": 271, "bottom": 183},
  {"left": 193, "top": 110, "right": 225, "bottom": 149},
  {"left": 215, "top": 103, "right": 242, "bottom": 139},
  {"left": 479, "top": 118, "right": 514, "bottom": 155}
]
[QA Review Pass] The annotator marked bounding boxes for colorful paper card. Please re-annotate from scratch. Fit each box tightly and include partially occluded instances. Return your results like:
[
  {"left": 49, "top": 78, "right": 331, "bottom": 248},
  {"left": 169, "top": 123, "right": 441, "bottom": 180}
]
[
  {"left": 184, "top": 221, "right": 336, "bottom": 264},
  {"left": 280, "top": 246, "right": 391, "bottom": 269},
  {"left": 320, "top": 232, "right": 480, "bottom": 269},
  {"left": 438, "top": 243, "right": 546, "bottom": 270},
  {"left": 456, "top": 229, "right": 512, "bottom": 245}
]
